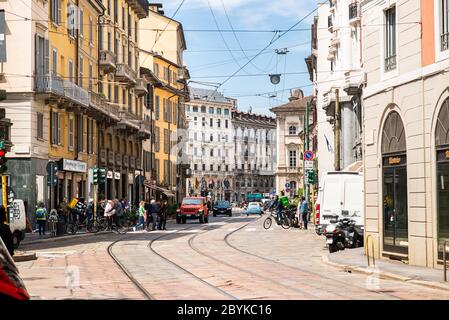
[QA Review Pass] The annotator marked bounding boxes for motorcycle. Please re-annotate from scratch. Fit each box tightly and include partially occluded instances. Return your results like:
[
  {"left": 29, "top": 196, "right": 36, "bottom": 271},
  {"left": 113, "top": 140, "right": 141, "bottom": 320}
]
[{"left": 325, "top": 218, "right": 364, "bottom": 253}]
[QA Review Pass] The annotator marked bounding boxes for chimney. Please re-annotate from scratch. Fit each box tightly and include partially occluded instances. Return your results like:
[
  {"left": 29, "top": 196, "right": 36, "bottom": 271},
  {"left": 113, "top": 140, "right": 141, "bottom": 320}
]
[{"left": 289, "top": 89, "right": 304, "bottom": 102}]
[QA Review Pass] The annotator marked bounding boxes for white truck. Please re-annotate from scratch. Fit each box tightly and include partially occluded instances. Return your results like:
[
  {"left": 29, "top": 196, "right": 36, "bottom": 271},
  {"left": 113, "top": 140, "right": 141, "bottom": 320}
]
[
  {"left": 315, "top": 172, "right": 364, "bottom": 235},
  {"left": 7, "top": 199, "right": 27, "bottom": 248}
]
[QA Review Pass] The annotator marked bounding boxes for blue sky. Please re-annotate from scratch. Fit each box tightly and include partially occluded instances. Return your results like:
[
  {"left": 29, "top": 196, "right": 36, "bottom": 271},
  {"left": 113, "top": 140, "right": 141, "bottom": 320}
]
[{"left": 162, "top": 0, "right": 316, "bottom": 116}]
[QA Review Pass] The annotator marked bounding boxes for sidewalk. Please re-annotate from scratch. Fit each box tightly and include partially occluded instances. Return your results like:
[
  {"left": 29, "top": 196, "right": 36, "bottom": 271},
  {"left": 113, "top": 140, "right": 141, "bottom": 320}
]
[
  {"left": 21, "top": 230, "right": 100, "bottom": 246},
  {"left": 323, "top": 247, "right": 449, "bottom": 291}
]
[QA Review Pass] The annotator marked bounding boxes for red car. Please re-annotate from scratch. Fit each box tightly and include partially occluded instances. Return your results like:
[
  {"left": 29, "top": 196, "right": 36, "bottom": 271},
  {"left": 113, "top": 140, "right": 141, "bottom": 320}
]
[{"left": 177, "top": 197, "right": 209, "bottom": 224}]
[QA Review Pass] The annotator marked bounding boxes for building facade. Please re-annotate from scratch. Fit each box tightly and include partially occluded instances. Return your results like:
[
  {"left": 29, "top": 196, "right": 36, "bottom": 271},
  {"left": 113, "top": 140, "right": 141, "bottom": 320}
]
[
  {"left": 306, "top": 0, "right": 364, "bottom": 181},
  {"left": 361, "top": 0, "right": 449, "bottom": 268},
  {"left": 271, "top": 92, "right": 314, "bottom": 198},
  {"left": 97, "top": 0, "right": 149, "bottom": 205},
  {"left": 232, "top": 110, "right": 276, "bottom": 202},
  {"left": 139, "top": 3, "right": 189, "bottom": 203},
  {"left": 184, "top": 87, "right": 236, "bottom": 201}
]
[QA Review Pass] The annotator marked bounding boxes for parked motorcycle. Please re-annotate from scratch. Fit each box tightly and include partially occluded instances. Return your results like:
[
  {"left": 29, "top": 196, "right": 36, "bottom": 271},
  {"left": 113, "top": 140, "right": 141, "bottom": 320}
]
[{"left": 325, "top": 218, "right": 364, "bottom": 253}]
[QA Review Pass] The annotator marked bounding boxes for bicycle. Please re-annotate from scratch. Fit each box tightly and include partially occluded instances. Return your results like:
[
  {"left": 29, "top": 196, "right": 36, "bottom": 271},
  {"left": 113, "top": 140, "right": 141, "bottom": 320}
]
[
  {"left": 47, "top": 209, "right": 59, "bottom": 237},
  {"left": 263, "top": 208, "right": 292, "bottom": 230}
]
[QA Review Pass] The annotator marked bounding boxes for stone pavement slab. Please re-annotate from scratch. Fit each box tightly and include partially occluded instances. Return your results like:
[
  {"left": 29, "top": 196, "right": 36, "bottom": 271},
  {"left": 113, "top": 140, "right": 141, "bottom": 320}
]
[{"left": 325, "top": 247, "right": 449, "bottom": 291}]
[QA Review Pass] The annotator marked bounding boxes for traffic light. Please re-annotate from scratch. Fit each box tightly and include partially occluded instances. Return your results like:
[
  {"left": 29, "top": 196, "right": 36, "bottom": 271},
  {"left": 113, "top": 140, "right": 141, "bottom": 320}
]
[
  {"left": 93, "top": 168, "right": 99, "bottom": 185},
  {"left": 98, "top": 168, "right": 106, "bottom": 184},
  {"left": 307, "top": 170, "right": 315, "bottom": 184},
  {"left": 0, "top": 144, "right": 7, "bottom": 174},
  {"left": 46, "top": 162, "right": 57, "bottom": 187}
]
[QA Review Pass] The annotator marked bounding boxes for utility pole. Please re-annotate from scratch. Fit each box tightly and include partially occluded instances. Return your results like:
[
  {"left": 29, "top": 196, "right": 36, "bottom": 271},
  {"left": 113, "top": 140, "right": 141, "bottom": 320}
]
[
  {"left": 302, "top": 115, "right": 306, "bottom": 198},
  {"left": 334, "top": 89, "right": 341, "bottom": 171},
  {"left": 305, "top": 101, "right": 310, "bottom": 204}
]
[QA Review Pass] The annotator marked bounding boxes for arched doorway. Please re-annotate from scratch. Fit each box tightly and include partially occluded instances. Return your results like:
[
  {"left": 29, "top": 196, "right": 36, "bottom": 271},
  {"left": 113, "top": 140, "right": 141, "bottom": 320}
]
[
  {"left": 435, "top": 99, "right": 449, "bottom": 259},
  {"left": 382, "top": 111, "right": 408, "bottom": 254}
]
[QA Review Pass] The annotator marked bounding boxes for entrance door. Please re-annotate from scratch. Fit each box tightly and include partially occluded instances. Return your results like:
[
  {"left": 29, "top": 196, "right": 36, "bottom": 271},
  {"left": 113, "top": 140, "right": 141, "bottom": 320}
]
[{"left": 383, "top": 166, "right": 408, "bottom": 254}]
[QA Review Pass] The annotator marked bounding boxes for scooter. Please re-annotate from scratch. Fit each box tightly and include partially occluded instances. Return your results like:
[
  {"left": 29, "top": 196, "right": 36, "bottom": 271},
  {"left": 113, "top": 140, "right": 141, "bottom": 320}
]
[{"left": 325, "top": 218, "right": 364, "bottom": 253}]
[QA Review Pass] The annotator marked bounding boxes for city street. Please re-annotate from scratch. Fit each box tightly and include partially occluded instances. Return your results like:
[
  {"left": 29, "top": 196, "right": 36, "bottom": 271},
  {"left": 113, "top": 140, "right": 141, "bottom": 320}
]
[{"left": 16, "top": 208, "right": 449, "bottom": 300}]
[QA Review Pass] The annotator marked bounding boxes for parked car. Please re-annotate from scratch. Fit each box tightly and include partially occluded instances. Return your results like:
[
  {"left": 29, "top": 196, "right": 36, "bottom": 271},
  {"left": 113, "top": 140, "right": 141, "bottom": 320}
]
[
  {"left": 213, "top": 201, "right": 232, "bottom": 217},
  {"left": 245, "top": 202, "right": 263, "bottom": 216},
  {"left": 315, "top": 172, "right": 364, "bottom": 236},
  {"left": 177, "top": 197, "right": 209, "bottom": 224}
]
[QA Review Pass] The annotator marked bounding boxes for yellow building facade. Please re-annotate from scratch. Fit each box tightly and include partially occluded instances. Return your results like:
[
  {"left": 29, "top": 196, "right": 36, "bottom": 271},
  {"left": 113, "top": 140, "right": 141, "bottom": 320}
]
[
  {"left": 46, "top": 0, "right": 105, "bottom": 207},
  {"left": 139, "top": 4, "right": 189, "bottom": 202}
]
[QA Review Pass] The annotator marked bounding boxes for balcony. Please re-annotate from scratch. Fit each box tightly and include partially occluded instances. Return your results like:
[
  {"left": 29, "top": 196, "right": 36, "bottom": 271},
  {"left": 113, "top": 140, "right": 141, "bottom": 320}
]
[
  {"left": 99, "top": 50, "right": 116, "bottom": 73},
  {"left": 330, "top": 30, "right": 340, "bottom": 47},
  {"left": 89, "top": 92, "right": 120, "bottom": 121},
  {"left": 118, "top": 110, "right": 140, "bottom": 130},
  {"left": 349, "top": 2, "right": 361, "bottom": 26},
  {"left": 343, "top": 70, "right": 364, "bottom": 96},
  {"left": 134, "top": 78, "right": 149, "bottom": 97},
  {"left": 115, "top": 63, "right": 137, "bottom": 85},
  {"left": 35, "top": 75, "right": 89, "bottom": 107},
  {"left": 138, "top": 120, "right": 151, "bottom": 139}
]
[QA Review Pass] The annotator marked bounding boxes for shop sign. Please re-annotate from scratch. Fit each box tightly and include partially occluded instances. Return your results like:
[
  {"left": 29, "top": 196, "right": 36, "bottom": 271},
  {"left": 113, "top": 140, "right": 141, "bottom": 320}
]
[
  {"left": 114, "top": 172, "right": 121, "bottom": 180},
  {"left": 107, "top": 170, "right": 113, "bottom": 179},
  {"left": 61, "top": 159, "right": 87, "bottom": 173},
  {"left": 388, "top": 157, "right": 401, "bottom": 165}
]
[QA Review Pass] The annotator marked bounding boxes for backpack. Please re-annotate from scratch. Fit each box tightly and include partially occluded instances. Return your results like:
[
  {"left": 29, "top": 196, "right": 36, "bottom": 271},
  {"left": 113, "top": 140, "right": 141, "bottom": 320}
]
[
  {"left": 280, "top": 196, "right": 289, "bottom": 208},
  {"left": 36, "top": 208, "right": 45, "bottom": 219}
]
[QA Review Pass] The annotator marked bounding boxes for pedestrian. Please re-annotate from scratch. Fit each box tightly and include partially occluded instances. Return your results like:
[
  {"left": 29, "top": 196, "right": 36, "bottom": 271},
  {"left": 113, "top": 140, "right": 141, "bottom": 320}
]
[
  {"left": 159, "top": 199, "right": 167, "bottom": 231},
  {"left": 103, "top": 200, "right": 116, "bottom": 230},
  {"left": 58, "top": 198, "right": 69, "bottom": 231},
  {"left": 35, "top": 202, "right": 47, "bottom": 236},
  {"left": 300, "top": 196, "right": 309, "bottom": 230},
  {"left": 150, "top": 199, "right": 159, "bottom": 231},
  {"left": 86, "top": 199, "right": 94, "bottom": 229},
  {"left": 114, "top": 199, "right": 124, "bottom": 227},
  {"left": 144, "top": 199, "right": 152, "bottom": 231},
  {"left": 0, "top": 205, "right": 14, "bottom": 256},
  {"left": 133, "top": 201, "right": 146, "bottom": 231}
]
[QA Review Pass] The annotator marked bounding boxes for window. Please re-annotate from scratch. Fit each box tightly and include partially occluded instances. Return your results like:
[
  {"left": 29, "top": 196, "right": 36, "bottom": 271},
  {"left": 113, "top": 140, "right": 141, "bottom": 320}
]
[
  {"left": 384, "top": 6, "right": 396, "bottom": 71},
  {"left": 68, "top": 59, "right": 73, "bottom": 82},
  {"left": 202, "top": 132, "right": 205, "bottom": 141},
  {"left": 441, "top": 0, "right": 449, "bottom": 50},
  {"left": 202, "top": 164, "right": 206, "bottom": 171},
  {"left": 122, "top": 44, "right": 125, "bottom": 63},
  {"left": 201, "top": 105, "right": 206, "bottom": 113},
  {"left": 122, "top": 6, "right": 125, "bottom": 29},
  {"left": 194, "top": 147, "right": 198, "bottom": 156},
  {"left": 155, "top": 96, "right": 160, "bottom": 119},
  {"left": 154, "top": 63, "right": 159, "bottom": 78},
  {"left": 210, "top": 118, "right": 213, "bottom": 127},
  {"left": 210, "top": 149, "right": 214, "bottom": 157},
  {"left": 193, "top": 106, "right": 198, "bottom": 112},
  {"left": 50, "top": 110, "right": 61, "bottom": 145},
  {"left": 224, "top": 109, "right": 229, "bottom": 116},
  {"left": 225, "top": 119, "right": 228, "bottom": 128},
  {"left": 79, "top": 9, "right": 84, "bottom": 37},
  {"left": 52, "top": 49, "right": 58, "bottom": 77},
  {"left": 164, "top": 128, "right": 169, "bottom": 154},
  {"left": 209, "top": 107, "right": 214, "bottom": 114},
  {"left": 202, "top": 117, "right": 205, "bottom": 127},
  {"left": 217, "top": 108, "right": 222, "bottom": 115},
  {"left": 289, "top": 126, "right": 297, "bottom": 135},
  {"left": 67, "top": 4, "right": 76, "bottom": 38},
  {"left": 289, "top": 150, "right": 297, "bottom": 167},
  {"left": 50, "top": 0, "right": 62, "bottom": 25},
  {"left": 155, "top": 127, "right": 160, "bottom": 152},
  {"left": 68, "top": 117, "right": 74, "bottom": 149},
  {"left": 135, "top": 21, "right": 138, "bottom": 42},
  {"left": 217, "top": 119, "right": 221, "bottom": 128},
  {"left": 89, "top": 17, "right": 93, "bottom": 45},
  {"left": 210, "top": 134, "right": 213, "bottom": 142},
  {"left": 210, "top": 164, "right": 214, "bottom": 171},
  {"left": 37, "top": 113, "right": 44, "bottom": 139},
  {"left": 88, "top": 63, "right": 93, "bottom": 91},
  {"left": 194, "top": 132, "right": 197, "bottom": 141},
  {"left": 79, "top": 56, "right": 84, "bottom": 88},
  {"left": 163, "top": 99, "right": 168, "bottom": 121}
]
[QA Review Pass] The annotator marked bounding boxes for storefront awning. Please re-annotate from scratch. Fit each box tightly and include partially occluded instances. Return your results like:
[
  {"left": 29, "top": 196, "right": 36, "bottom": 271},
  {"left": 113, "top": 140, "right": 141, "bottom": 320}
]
[{"left": 144, "top": 182, "right": 175, "bottom": 197}]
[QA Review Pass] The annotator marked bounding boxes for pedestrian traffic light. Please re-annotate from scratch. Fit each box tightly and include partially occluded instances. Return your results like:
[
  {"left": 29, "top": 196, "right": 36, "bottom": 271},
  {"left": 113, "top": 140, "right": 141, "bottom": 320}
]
[
  {"left": 93, "top": 168, "right": 99, "bottom": 185},
  {"left": 98, "top": 168, "right": 106, "bottom": 184},
  {"left": 0, "top": 144, "right": 7, "bottom": 174},
  {"left": 46, "top": 161, "right": 58, "bottom": 187}
]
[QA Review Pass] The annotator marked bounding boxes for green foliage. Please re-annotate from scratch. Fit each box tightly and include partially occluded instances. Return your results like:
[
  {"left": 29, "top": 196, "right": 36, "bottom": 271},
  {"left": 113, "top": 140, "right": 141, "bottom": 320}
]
[{"left": 125, "top": 208, "right": 138, "bottom": 222}]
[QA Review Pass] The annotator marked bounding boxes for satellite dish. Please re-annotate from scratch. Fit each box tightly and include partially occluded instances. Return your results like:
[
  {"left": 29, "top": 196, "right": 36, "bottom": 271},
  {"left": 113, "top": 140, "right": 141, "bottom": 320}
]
[{"left": 269, "top": 74, "right": 281, "bottom": 85}]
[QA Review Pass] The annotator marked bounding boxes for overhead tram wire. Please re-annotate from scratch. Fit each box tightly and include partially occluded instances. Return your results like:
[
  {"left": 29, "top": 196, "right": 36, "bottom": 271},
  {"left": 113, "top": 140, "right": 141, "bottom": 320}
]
[{"left": 206, "top": 0, "right": 250, "bottom": 75}]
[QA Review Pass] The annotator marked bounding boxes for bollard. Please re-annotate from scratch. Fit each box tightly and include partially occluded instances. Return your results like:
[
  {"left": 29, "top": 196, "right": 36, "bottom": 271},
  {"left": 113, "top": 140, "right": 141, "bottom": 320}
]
[{"left": 365, "top": 235, "right": 375, "bottom": 267}]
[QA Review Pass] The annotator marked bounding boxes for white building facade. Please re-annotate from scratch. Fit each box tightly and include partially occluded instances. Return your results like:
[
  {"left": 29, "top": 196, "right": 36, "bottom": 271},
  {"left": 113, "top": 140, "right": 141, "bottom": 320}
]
[
  {"left": 184, "top": 87, "right": 236, "bottom": 201},
  {"left": 307, "top": 0, "right": 364, "bottom": 181}
]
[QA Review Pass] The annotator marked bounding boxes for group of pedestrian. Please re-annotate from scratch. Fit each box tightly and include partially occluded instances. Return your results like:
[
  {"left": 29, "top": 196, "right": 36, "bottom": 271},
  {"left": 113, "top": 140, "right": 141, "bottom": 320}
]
[
  {"left": 269, "top": 192, "right": 310, "bottom": 230},
  {"left": 134, "top": 198, "right": 168, "bottom": 232}
]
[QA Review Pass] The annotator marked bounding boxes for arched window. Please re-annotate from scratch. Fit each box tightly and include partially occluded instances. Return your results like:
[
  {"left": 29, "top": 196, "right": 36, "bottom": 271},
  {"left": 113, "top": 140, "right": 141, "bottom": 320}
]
[
  {"left": 289, "top": 126, "right": 297, "bottom": 135},
  {"left": 382, "top": 110, "right": 408, "bottom": 255}
]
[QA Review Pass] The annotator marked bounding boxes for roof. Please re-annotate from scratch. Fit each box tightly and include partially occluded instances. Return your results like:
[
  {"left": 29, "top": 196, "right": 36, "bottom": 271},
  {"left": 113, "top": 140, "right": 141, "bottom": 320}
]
[
  {"left": 189, "top": 87, "right": 234, "bottom": 104},
  {"left": 232, "top": 110, "right": 276, "bottom": 127},
  {"left": 269, "top": 96, "right": 314, "bottom": 113}
]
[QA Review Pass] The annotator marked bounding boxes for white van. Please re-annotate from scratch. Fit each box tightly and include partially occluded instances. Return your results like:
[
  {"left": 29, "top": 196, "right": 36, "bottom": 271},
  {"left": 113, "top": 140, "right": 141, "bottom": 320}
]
[
  {"left": 8, "top": 199, "right": 27, "bottom": 248},
  {"left": 315, "top": 172, "right": 364, "bottom": 235}
]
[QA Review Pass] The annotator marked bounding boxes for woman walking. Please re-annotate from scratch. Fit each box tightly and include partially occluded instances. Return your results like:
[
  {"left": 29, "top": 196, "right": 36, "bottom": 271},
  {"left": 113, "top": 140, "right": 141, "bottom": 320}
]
[{"left": 104, "top": 200, "right": 116, "bottom": 231}]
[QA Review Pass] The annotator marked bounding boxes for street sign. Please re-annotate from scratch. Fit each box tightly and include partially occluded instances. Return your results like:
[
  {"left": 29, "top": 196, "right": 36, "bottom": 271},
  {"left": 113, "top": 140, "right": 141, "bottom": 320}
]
[
  {"left": 304, "top": 160, "right": 314, "bottom": 170},
  {"left": 304, "top": 150, "right": 315, "bottom": 161}
]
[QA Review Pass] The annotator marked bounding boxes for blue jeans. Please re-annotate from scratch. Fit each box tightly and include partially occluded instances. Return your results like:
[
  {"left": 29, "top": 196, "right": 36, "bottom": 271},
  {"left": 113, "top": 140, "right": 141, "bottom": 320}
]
[
  {"left": 276, "top": 207, "right": 283, "bottom": 223},
  {"left": 37, "top": 220, "right": 46, "bottom": 235},
  {"left": 135, "top": 216, "right": 145, "bottom": 230}
]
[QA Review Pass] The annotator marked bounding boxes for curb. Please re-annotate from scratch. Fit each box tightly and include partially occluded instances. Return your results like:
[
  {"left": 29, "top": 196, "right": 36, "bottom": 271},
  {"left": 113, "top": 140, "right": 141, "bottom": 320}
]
[
  {"left": 322, "top": 254, "right": 449, "bottom": 290},
  {"left": 21, "top": 231, "right": 103, "bottom": 246}
]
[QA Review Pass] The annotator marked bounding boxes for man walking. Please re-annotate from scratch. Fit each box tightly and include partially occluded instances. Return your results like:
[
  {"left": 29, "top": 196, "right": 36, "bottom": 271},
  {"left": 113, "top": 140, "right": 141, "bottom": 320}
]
[
  {"left": 149, "top": 199, "right": 159, "bottom": 231},
  {"left": 35, "top": 202, "right": 47, "bottom": 236},
  {"left": 299, "top": 197, "right": 309, "bottom": 230},
  {"left": 159, "top": 199, "right": 168, "bottom": 231}
]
